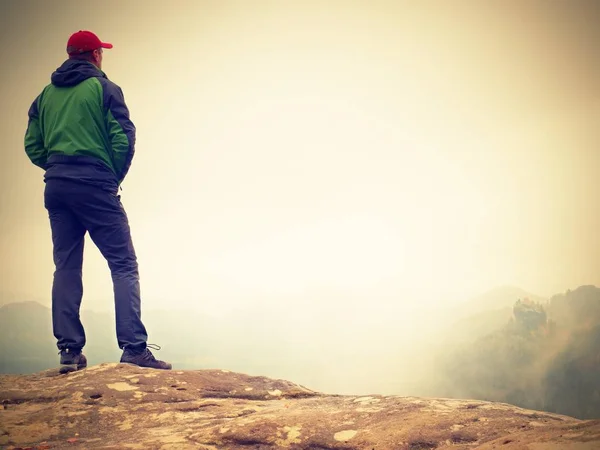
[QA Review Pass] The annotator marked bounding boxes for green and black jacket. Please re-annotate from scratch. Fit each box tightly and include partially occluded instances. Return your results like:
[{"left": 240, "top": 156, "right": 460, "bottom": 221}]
[{"left": 25, "top": 59, "right": 136, "bottom": 188}]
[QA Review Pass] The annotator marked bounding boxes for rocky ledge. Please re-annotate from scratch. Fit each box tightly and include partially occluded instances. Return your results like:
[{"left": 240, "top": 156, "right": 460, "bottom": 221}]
[{"left": 1, "top": 363, "right": 599, "bottom": 449}]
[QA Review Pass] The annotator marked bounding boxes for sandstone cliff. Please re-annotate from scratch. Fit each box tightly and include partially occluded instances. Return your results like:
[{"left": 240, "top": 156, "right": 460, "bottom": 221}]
[{"left": 1, "top": 363, "right": 599, "bottom": 449}]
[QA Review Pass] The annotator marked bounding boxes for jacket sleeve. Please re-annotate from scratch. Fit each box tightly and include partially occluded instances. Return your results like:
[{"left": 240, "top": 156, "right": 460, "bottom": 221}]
[
  {"left": 24, "top": 96, "right": 47, "bottom": 169},
  {"left": 101, "top": 80, "right": 136, "bottom": 183}
]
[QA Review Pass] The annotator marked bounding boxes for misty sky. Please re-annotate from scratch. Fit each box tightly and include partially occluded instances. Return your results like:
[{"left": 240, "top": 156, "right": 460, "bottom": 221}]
[{"left": 1, "top": 0, "right": 599, "bottom": 315}]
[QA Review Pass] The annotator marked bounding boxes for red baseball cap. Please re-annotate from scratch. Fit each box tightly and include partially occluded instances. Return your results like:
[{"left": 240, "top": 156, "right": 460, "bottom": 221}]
[{"left": 67, "top": 30, "right": 113, "bottom": 55}]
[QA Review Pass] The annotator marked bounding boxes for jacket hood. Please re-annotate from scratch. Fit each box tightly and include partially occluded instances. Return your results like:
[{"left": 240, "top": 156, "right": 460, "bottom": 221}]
[{"left": 51, "top": 59, "right": 107, "bottom": 87}]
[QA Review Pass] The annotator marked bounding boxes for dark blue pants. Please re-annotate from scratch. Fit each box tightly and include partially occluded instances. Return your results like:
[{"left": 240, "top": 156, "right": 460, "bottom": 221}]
[{"left": 44, "top": 178, "right": 148, "bottom": 353}]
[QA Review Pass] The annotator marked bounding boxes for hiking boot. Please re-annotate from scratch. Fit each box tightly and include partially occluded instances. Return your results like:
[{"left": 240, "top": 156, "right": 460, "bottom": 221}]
[
  {"left": 59, "top": 348, "right": 87, "bottom": 374},
  {"left": 120, "top": 344, "right": 172, "bottom": 370}
]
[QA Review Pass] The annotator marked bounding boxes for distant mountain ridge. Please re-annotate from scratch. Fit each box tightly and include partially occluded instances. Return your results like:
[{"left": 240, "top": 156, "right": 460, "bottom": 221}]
[
  {"left": 434, "top": 284, "right": 600, "bottom": 419},
  {"left": 454, "top": 285, "right": 548, "bottom": 318},
  {"left": 0, "top": 284, "right": 593, "bottom": 405},
  {"left": 0, "top": 284, "right": 556, "bottom": 373}
]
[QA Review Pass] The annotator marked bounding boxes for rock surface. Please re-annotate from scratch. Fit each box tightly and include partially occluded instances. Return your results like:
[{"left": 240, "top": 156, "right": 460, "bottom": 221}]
[{"left": 1, "top": 363, "right": 599, "bottom": 449}]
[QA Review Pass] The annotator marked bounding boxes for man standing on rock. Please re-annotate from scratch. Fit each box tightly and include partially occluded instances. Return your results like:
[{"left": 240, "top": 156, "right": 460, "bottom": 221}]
[{"left": 24, "top": 30, "right": 171, "bottom": 373}]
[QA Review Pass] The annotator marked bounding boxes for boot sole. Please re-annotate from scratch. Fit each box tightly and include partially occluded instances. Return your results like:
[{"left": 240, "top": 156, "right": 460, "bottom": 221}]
[{"left": 120, "top": 361, "right": 172, "bottom": 370}]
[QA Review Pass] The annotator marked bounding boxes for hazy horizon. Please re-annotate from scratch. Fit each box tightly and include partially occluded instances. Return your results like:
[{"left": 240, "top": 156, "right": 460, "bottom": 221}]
[{"left": 1, "top": 0, "right": 599, "bottom": 318}]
